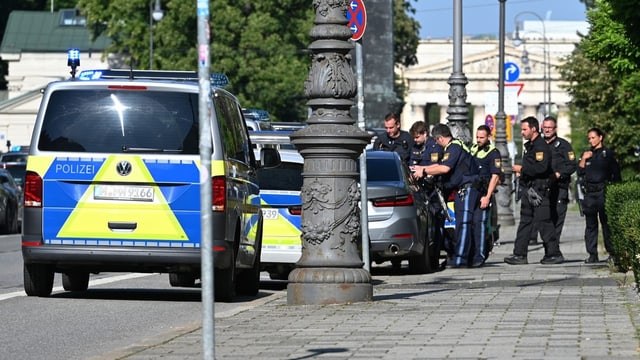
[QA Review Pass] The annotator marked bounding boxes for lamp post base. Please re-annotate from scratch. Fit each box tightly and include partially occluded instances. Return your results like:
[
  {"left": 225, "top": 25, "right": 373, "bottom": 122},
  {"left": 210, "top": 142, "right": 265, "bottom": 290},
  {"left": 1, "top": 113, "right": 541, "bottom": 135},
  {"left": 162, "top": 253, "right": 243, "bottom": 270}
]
[{"left": 287, "top": 267, "right": 372, "bottom": 305}]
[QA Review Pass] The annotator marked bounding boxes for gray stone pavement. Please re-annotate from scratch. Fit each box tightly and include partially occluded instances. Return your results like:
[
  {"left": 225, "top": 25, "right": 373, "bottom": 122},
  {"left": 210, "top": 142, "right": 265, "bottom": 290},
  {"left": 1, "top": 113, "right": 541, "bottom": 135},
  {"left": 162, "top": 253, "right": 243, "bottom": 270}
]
[{"left": 94, "top": 208, "right": 640, "bottom": 359}]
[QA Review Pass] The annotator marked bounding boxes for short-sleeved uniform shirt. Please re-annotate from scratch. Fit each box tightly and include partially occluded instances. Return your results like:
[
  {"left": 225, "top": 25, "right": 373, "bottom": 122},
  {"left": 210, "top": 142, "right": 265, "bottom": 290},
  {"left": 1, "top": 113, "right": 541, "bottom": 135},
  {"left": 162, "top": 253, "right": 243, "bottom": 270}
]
[{"left": 440, "top": 139, "right": 478, "bottom": 192}]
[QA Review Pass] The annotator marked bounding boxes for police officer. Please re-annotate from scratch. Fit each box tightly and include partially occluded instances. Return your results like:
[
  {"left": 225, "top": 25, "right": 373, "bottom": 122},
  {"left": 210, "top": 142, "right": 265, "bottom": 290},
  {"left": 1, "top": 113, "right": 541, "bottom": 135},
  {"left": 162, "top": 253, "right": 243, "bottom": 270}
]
[
  {"left": 409, "top": 121, "right": 442, "bottom": 167},
  {"left": 530, "top": 116, "right": 578, "bottom": 244},
  {"left": 411, "top": 124, "right": 481, "bottom": 268},
  {"left": 505, "top": 116, "right": 564, "bottom": 265},
  {"left": 577, "top": 127, "right": 621, "bottom": 264},
  {"left": 470, "top": 125, "right": 503, "bottom": 264},
  {"left": 373, "top": 112, "right": 414, "bottom": 166},
  {"left": 409, "top": 121, "right": 445, "bottom": 263}
]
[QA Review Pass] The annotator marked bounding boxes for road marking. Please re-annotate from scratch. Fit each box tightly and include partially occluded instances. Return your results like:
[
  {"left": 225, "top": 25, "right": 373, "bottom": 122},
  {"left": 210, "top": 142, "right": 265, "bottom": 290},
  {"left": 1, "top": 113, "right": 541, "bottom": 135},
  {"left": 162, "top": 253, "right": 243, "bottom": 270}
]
[{"left": 0, "top": 273, "right": 154, "bottom": 301}]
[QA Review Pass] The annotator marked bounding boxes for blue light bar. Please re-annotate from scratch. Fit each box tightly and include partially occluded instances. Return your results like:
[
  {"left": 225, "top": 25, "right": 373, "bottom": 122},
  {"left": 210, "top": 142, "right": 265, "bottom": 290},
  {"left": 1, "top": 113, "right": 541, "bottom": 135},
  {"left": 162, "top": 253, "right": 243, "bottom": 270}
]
[
  {"left": 210, "top": 73, "right": 229, "bottom": 87},
  {"left": 67, "top": 48, "right": 80, "bottom": 67},
  {"left": 243, "top": 108, "right": 271, "bottom": 121},
  {"left": 74, "top": 69, "right": 229, "bottom": 87}
]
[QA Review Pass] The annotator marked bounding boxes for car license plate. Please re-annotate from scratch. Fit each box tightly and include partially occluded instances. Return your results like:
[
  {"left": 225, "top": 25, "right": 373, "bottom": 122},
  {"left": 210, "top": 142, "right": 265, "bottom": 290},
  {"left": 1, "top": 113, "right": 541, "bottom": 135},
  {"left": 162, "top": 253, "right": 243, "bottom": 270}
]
[
  {"left": 262, "top": 209, "right": 278, "bottom": 220},
  {"left": 94, "top": 184, "right": 154, "bottom": 202}
]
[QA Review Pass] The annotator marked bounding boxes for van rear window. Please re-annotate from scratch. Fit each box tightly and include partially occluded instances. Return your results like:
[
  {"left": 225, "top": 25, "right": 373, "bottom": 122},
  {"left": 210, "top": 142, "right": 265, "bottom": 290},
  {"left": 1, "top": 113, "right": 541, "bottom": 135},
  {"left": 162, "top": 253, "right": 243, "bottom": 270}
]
[{"left": 38, "top": 90, "right": 200, "bottom": 154}]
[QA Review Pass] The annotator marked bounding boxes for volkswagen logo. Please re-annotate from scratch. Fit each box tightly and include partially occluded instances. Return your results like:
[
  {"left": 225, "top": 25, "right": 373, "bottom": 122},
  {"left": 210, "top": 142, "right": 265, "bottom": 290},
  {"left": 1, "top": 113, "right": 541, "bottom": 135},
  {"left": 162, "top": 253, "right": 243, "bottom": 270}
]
[{"left": 116, "top": 161, "right": 132, "bottom": 176}]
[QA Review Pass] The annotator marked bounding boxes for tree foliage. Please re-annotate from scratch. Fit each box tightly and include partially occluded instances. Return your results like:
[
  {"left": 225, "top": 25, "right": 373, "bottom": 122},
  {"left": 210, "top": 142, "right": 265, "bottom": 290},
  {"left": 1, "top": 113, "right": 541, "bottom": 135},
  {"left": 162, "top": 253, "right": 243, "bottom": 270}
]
[
  {"left": 76, "top": 0, "right": 419, "bottom": 122},
  {"left": 559, "top": 0, "right": 640, "bottom": 177}
]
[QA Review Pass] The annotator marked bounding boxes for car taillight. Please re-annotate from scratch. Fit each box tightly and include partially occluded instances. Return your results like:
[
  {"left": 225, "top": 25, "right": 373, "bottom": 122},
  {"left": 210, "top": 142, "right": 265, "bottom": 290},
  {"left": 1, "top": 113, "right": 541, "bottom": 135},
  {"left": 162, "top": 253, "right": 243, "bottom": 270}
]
[
  {"left": 212, "top": 176, "right": 225, "bottom": 212},
  {"left": 24, "top": 170, "right": 42, "bottom": 208},
  {"left": 372, "top": 194, "right": 414, "bottom": 207},
  {"left": 288, "top": 206, "right": 302, "bottom": 216}
]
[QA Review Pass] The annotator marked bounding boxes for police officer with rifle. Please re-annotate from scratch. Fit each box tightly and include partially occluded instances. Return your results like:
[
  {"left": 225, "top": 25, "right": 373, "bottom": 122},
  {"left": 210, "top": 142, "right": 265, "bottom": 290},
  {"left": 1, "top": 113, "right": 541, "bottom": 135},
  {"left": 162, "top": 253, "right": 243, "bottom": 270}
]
[
  {"left": 408, "top": 121, "right": 447, "bottom": 261},
  {"left": 505, "top": 116, "right": 564, "bottom": 265},
  {"left": 411, "top": 124, "right": 481, "bottom": 268}
]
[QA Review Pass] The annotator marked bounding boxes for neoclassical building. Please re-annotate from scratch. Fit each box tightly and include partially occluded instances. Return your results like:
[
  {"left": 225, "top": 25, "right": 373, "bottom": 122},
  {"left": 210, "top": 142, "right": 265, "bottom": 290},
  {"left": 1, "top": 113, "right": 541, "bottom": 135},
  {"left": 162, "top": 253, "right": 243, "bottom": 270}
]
[{"left": 399, "top": 21, "right": 589, "bottom": 142}]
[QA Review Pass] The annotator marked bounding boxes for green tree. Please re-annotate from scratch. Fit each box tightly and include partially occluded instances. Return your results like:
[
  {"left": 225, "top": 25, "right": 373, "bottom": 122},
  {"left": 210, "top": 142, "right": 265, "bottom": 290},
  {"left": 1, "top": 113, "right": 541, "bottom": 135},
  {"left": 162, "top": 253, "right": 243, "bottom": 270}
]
[
  {"left": 559, "top": 0, "right": 640, "bottom": 177},
  {"left": 77, "top": 0, "right": 419, "bottom": 122}
]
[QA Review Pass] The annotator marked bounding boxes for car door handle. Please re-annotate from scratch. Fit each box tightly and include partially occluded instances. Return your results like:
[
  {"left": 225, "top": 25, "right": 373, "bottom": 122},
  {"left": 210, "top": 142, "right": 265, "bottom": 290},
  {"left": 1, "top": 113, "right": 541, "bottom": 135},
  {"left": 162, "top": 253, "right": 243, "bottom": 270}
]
[{"left": 108, "top": 222, "right": 137, "bottom": 231}]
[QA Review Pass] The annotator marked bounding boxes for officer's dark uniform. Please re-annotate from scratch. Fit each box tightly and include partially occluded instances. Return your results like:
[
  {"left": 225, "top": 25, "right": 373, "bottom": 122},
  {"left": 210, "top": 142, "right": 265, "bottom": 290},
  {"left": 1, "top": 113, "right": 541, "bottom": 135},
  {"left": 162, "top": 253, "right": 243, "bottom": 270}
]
[
  {"left": 577, "top": 146, "right": 621, "bottom": 259},
  {"left": 440, "top": 139, "right": 480, "bottom": 267},
  {"left": 410, "top": 137, "right": 445, "bottom": 262},
  {"left": 511, "top": 135, "right": 563, "bottom": 263},
  {"left": 530, "top": 136, "right": 577, "bottom": 244},
  {"left": 410, "top": 136, "right": 442, "bottom": 167},
  {"left": 470, "top": 142, "right": 503, "bottom": 262},
  {"left": 373, "top": 130, "right": 414, "bottom": 166}
]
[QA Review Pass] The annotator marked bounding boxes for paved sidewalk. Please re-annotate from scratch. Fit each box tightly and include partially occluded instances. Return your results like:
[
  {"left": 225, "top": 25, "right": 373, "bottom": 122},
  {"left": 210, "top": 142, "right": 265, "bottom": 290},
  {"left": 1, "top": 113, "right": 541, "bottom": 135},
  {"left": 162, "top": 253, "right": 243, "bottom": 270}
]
[{"left": 96, "top": 209, "right": 640, "bottom": 359}]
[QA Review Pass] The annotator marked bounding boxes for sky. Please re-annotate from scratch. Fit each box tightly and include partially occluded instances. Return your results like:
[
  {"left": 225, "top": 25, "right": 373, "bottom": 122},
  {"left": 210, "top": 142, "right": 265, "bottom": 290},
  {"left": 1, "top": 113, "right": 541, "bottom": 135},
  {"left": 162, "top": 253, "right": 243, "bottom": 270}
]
[{"left": 414, "top": 0, "right": 588, "bottom": 39}]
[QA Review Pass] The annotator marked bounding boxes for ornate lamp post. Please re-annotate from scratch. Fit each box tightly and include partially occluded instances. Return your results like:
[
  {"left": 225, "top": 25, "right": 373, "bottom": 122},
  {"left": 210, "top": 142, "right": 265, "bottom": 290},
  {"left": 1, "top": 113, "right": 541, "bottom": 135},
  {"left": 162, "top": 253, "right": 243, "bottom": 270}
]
[
  {"left": 512, "top": 13, "right": 550, "bottom": 116},
  {"left": 149, "top": 0, "right": 164, "bottom": 69},
  {"left": 446, "top": 0, "right": 470, "bottom": 144},
  {"left": 495, "top": 0, "right": 515, "bottom": 225},
  {"left": 288, "top": 0, "right": 372, "bottom": 305}
]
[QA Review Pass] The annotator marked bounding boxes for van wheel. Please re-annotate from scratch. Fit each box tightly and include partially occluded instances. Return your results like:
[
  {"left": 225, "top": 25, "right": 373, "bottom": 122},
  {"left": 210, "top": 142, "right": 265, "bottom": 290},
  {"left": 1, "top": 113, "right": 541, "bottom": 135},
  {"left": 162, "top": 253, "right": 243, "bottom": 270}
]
[
  {"left": 24, "top": 264, "right": 54, "bottom": 297},
  {"left": 215, "top": 249, "right": 236, "bottom": 302},
  {"left": 62, "top": 271, "right": 90, "bottom": 292},
  {"left": 169, "top": 273, "right": 196, "bottom": 287}
]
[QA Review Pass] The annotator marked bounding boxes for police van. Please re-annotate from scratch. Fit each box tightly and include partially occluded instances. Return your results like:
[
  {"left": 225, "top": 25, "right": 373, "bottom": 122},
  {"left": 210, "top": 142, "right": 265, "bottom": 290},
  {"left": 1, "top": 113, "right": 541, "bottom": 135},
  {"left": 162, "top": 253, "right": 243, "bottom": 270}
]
[{"left": 21, "top": 50, "right": 278, "bottom": 301}]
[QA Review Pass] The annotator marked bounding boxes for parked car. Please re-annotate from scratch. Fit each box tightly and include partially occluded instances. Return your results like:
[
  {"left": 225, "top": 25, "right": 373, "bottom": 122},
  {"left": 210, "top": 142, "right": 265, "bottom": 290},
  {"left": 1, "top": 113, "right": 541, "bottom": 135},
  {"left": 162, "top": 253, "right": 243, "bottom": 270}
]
[
  {"left": 243, "top": 108, "right": 273, "bottom": 131},
  {"left": 0, "top": 168, "right": 20, "bottom": 234},
  {"left": 250, "top": 132, "right": 303, "bottom": 280},
  {"left": 364, "top": 150, "right": 440, "bottom": 273},
  {"left": 1, "top": 162, "right": 25, "bottom": 226},
  {"left": 0, "top": 151, "right": 28, "bottom": 164}
]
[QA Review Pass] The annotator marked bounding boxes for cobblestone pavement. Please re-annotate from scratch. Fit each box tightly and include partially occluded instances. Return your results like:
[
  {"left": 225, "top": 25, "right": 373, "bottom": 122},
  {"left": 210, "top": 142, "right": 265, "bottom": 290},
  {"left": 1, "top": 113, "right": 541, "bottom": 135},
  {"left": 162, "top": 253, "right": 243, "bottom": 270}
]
[{"left": 92, "top": 209, "right": 640, "bottom": 359}]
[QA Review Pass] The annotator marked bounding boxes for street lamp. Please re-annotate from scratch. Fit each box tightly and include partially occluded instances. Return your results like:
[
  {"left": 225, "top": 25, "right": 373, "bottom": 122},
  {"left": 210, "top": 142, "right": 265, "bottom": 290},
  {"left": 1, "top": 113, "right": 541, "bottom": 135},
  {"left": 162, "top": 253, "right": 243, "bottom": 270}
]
[
  {"left": 149, "top": 0, "right": 164, "bottom": 70},
  {"left": 512, "top": 14, "right": 550, "bottom": 116}
]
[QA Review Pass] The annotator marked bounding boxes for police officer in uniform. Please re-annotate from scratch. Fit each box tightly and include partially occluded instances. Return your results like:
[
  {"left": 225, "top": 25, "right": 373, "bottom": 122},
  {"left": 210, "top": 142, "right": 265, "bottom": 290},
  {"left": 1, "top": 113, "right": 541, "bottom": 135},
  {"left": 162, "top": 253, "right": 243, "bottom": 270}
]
[
  {"left": 505, "top": 116, "right": 564, "bottom": 265},
  {"left": 530, "top": 116, "right": 578, "bottom": 244},
  {"left": 373, "top": 112, "right": 414, "bottom": 166},
  {"left": 470, "top": 125, "right": 503, "bottom": 264},
  {"left": 409, "top": 121, "right": 442, "bottom": 167},
  {"left": 577, "top": 127, "right": 621, "bottom": 263},
  {"left": 409, "top": 121, "right": 445, "bottom": 263},
  {"left": 412, "top": 124, "right": 481, "bottom": 268}
]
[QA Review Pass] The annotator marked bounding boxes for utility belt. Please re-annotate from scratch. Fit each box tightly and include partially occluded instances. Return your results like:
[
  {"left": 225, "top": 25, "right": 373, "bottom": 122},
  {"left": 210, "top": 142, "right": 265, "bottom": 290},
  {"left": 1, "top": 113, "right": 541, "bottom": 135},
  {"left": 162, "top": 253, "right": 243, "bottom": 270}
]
[{"left": 583, "top": 182, "right": 605, "bottom": 193}]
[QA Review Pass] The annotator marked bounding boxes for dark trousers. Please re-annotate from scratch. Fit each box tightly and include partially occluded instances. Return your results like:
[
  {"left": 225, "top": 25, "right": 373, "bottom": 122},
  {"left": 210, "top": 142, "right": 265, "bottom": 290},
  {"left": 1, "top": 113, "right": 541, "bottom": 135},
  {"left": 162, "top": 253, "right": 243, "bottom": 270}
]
[
  {"left": 513, "top": 187, "right": 562, "bottom": 258},
  {"left": 450, "top": 186, "right": 481, "bottom": 267},
  {"left": 530, "top": 186, "right": 569, "bottom": 243},
  {"left": 582, "top": 190, "right": 613, "bottom": 255}
]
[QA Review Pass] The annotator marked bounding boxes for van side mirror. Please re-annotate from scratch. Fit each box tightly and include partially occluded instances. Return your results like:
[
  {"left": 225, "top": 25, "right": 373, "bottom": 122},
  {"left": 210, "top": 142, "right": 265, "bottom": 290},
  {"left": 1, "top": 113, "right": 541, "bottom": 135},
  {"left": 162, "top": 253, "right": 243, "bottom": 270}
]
[{"left": 259, "top": 148, "right": 281, "bottom": 168}]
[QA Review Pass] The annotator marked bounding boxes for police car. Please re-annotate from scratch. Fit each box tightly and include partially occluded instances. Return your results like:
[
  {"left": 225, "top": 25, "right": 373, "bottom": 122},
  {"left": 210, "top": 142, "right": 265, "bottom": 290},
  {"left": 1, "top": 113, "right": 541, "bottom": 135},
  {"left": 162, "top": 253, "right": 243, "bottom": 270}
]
[
  {"left": 250, "top": 132, "right": 302, "bottom": 280},
  {"left": 21, "top": 50, "right": 279, "bottom": 301}
]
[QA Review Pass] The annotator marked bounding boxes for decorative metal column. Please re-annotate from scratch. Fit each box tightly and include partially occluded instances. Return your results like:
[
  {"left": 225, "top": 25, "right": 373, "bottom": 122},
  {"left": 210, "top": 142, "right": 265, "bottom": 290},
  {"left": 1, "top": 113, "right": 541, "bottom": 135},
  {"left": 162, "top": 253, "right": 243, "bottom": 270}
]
[
  {"left": 288, "top": 0, "right": 372, "bottom": 305},
  {"left": 446, "top": 0, "right": 471, "bottom": 145},
  {"left": 495, "top": 0, "right": 515, "bottom": 225}
]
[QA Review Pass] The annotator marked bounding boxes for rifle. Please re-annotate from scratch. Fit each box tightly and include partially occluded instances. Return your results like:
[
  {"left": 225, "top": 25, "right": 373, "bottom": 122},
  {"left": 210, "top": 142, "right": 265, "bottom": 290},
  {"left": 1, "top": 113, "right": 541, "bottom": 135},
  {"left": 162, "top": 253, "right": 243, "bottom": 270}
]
[
  {"left": 414, "top": 175, "right": 453, "bottom": 223},
  {"left": 576, "top": 177, "right": 585, "bottom": 217}
]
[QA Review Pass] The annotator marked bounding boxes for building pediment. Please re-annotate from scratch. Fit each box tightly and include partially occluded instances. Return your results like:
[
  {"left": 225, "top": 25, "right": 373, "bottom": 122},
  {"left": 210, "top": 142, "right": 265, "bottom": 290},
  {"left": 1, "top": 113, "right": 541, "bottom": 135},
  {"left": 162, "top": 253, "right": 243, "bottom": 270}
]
[{"left": 405, "top": 45, "right": 561, "bottom": 78}]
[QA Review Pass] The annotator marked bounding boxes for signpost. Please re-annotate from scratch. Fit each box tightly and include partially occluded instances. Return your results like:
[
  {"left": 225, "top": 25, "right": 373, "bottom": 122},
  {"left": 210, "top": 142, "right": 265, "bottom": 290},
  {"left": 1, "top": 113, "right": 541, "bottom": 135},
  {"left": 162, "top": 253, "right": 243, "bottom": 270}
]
[
  {"left": 346, "top": 0, "right": 367, "bottom": 41},
  {"left": 346, "top": 0, "right": 369, "bottom": 272}
]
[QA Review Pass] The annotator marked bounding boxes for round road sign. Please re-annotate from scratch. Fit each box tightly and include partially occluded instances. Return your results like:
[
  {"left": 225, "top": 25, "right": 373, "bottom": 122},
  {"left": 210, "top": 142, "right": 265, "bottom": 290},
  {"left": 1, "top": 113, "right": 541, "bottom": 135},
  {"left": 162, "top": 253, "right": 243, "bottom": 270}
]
[{"left": 346, "top": 0, "right": 367, "bottom": 41}]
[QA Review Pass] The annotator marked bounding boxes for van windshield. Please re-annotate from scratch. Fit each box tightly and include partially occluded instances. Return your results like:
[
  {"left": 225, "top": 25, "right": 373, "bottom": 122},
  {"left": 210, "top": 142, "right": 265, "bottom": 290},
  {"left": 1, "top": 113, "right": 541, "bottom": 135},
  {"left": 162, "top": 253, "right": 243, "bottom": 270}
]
[{"left": 38, "top": 90, "right": 200, "bottom": 154}]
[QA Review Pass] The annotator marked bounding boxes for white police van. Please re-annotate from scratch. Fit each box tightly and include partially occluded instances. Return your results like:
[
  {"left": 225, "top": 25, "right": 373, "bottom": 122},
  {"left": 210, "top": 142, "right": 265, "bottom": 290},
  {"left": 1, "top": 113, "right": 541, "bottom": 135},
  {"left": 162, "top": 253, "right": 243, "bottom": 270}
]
[{"left": 21, "top": 50, "right": 278, "bottom": 301}]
